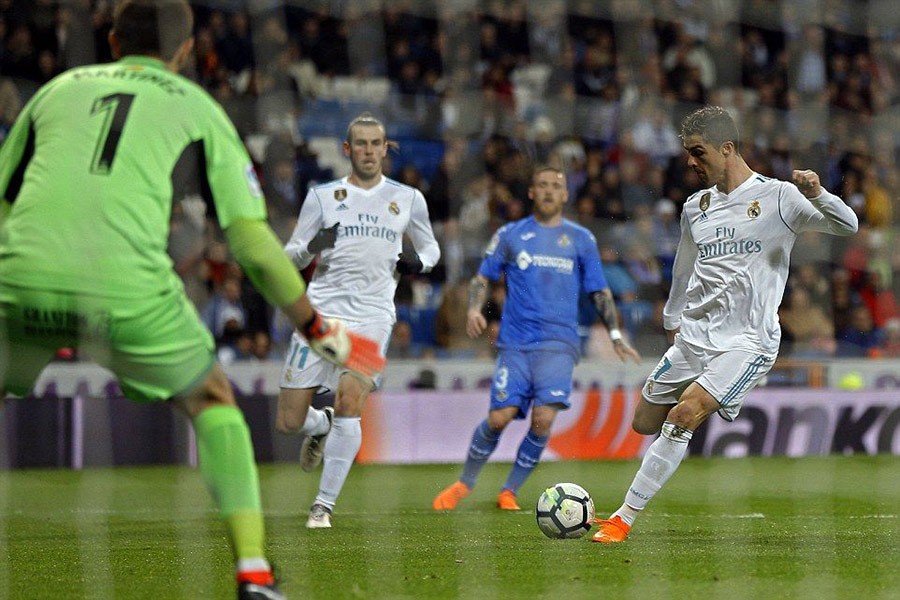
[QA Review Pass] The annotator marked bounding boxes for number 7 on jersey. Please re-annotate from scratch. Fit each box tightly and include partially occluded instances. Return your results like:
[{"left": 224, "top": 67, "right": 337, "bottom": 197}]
[{"left": 90, "top": 93, "right": 135, "bottom": 175}]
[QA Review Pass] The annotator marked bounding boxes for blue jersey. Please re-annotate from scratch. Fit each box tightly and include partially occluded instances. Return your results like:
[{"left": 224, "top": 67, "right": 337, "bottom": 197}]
[{"left": 478, "top": 216, "right": 609, "bottom": 358}]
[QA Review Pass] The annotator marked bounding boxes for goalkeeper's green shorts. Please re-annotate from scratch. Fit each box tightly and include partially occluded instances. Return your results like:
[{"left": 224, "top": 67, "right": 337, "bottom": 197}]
[{"left": 0, "top": 283, "right": 215, "bottom": 402}]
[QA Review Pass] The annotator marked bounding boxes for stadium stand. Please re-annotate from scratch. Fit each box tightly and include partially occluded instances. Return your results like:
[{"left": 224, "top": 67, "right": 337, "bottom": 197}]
[{"left": 0, "top": 0, "right": 894, "bottom": 365}]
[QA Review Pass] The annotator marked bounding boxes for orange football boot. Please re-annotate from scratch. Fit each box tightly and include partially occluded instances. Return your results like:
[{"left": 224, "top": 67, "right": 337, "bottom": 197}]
[
  {"left": 432, "top": 481, "right": 471, "bottom": 510},
  {"left": 496, "top": 489, "right": 521, "bottom": 510},
  {"left": 591, "top": 515, "right": 632, "bottom": 543}
]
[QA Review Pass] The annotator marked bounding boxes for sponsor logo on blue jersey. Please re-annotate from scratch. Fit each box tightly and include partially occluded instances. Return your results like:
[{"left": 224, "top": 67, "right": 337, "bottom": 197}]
[{"left": 515, "top": 250, "right": 575, "bottom": 273}]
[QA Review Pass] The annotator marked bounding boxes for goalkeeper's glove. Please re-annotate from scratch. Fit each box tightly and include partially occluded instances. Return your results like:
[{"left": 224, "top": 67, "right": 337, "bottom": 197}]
[
  {"left": 307, "top": 222, "right": 340, "bottom": 254},
  {"left": 301, "top": 310, "right": 386, "bottom": 379},
  {"left": 396, "top": 251, "right": 424, "bottom": 275}
]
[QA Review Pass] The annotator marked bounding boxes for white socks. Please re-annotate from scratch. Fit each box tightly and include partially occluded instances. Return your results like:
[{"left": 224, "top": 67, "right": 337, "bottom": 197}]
[
  {"left": 236, "top": 557, "right": 270, "bottom": 574},
  {"left": 614, "top": 421, "right": 693, "bottom": 526},
  {"left": 315, "top": 416, "right": 362, "bottom": 509},
  {"left": 301, "top": 407, "right": 330, "bottom": 437}
]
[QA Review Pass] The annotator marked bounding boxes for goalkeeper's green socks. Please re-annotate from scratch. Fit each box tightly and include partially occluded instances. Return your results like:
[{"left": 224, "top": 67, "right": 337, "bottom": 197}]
[{"left": 193, "top": 405, "right": 265, "bottom": 561}]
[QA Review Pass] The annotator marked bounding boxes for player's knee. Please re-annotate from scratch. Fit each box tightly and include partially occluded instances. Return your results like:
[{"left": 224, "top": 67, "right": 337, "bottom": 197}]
[
  {"left": 486, "top": 412, "right": 512, "bottom": 431},
  {"left": 275, "top": 410, "right": 305, "bottom": 434},
  {"left": 631, "top": 400, "right": 667, "bottom": 435},
  {"left": 530, "top": 414, "right": 555, "bottom": 436},
  {"left": 632, "top": 416, "right": 662, "bottom": 436},
  {"left": 667, "top": 400, "right": 703, "bottom": 429},
  {"left": 180, "top": 365, "right": 235, "bottom": 417}
]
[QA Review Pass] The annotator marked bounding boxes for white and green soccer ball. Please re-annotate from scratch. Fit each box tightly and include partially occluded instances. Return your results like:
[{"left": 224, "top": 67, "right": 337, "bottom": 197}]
[{"left": 535, "top": 482, "right": 595, "bottom": 539}]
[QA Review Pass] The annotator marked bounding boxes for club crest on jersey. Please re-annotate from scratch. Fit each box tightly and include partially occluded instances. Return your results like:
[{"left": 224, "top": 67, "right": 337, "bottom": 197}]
[
  {"left": 334, "top": 188, "right": 347, "bottom": 201},
  {"left": 389, "top": 201, "right": 400, "bottom": 215},
  {"left": 557, "top": 234, "right": 571, "bottom": 248},
  {"left": 244, "top": 164, "right": 263, "bottom": 197},
  {"left": 699, "top": 192, "right": 711, "bottom": 212},
  {"left": 747, "top": 200, "right": 761, "bottom": 219}
]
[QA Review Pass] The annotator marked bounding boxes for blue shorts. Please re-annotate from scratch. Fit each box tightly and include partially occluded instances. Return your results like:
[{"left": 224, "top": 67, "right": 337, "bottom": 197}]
[{"left": 489, "top": 349, "right": 576, "bottom": 418}]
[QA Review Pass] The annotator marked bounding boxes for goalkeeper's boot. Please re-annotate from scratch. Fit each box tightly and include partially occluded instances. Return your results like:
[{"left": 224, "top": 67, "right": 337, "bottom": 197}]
[
  {"left": 432, "top": 481, "right": 471, "bottom": 510},
  {"left": 496, "top": 489, "right": 521, "bottom": 510},
  {"left": 300, "top": 407, "right": 334, "bottom": 472},
  {"left": 591, "top": 515, "right": 631, "bottom": 543},
  {"left": 306, "top": 503, "right": 333, "bottom": 529},
  {"left": 237, "top": 569, "right": 285, "bottom": 600}
]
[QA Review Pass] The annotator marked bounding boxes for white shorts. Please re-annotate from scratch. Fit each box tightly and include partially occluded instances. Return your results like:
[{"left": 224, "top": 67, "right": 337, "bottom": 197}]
[
  {"left": 279, "top": 320, "right": 392, "bottom": 393},
  {"left": 642, "top": 335, "right": 775, "bottom": 421}
]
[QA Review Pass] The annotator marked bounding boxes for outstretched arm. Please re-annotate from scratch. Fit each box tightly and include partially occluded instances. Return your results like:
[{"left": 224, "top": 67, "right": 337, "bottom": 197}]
[{"left": 590, "top": 289, "right": 641, "bottom": 363}]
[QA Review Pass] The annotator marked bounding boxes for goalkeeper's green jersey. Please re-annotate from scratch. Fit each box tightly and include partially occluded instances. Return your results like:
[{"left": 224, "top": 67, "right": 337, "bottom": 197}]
[{"left": 0, "top": 55, "right": 266, "bottom": 298}]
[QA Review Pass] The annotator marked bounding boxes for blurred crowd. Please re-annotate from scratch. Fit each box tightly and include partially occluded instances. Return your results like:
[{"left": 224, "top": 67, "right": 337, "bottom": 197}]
[{"left": 3, "top": 0, "right": 900, "bottom": 364}]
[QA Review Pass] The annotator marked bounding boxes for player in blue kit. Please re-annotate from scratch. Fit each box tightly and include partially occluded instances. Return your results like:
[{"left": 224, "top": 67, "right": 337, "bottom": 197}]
[{"left": 433, "top": 166, "right": 641, "bottom": 511}]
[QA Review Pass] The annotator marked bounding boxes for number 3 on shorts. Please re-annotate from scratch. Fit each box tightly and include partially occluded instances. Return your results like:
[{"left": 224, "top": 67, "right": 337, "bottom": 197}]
[{"left": 495, "top": 366, "right": 508, "bottom": 390}]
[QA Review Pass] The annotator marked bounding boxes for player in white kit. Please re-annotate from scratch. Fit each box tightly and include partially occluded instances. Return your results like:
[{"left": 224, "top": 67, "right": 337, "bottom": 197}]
[
  {"left": 276, "top": 113, "right": 440, "bottom": 528},
  {"left": 593, "top": 106, "right": 858, "bottom": 543}
]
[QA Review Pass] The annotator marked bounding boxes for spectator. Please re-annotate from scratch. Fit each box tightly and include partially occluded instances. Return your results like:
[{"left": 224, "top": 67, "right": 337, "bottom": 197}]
[
  {"left": 262, "top": 157, "right": 301, "bottom": 234},
  {"left": 201, "top": 276, "right": 247, "bottom": 345},
  {"left": 387, "top": 320, "right": 423, "bottom": 359},
  {"left": 435, "top": 281, "right": 483, "bottom": 358},
  {"left": 252, "top": 330, "right": 277, "bottom": 360},
  {"left": 217, "top": 328, "right": 254, "bottom": 365},
  {"left": 779, "top": 287, "right": 836, "bottom": 358},
  {"left": 599, "top": 243, "right": 638, "bottom": 302},
  {"left": 836, "top": 305, "right": 884, "bottom": 358},
  {"left": 630, "top": 101, "right": 683, "bottom": 169},
  {"left": 859, "top": 270, "right": 900, "bottom": 329},
  {"left": 790, "top": 24, "right": 828, "bottom": 98},
  {"left": 0, "top": 76, "right": 21, "bottom": 140},
  {"left": 793, "top": 263, "right": 832, "bottom": 310},
  {"left": 877, "top": 318, "right": 900, "bottom": 358},
  {"left": 652, "top": 198, "right": 680, "bottom": 280}
]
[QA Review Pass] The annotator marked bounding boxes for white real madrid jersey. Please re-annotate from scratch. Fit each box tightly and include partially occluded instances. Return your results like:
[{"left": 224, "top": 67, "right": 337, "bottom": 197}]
[
  {"left": 285, "top": 175, "right": 440, "bottom": 323},
  {"left": 664, "top": 172, "right": 857, "bottom": 355}
]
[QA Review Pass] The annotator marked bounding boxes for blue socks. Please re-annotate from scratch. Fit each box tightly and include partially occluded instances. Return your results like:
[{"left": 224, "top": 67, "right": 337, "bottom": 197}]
[
  {"left": 460, "top": 420, "right": 550, "bottom": 494},
  {"left": 460, "top": 420, "right": 500, "bottom": 488},
  {"left": 502, "top": 431, "right": 549, "bottom": 493}
]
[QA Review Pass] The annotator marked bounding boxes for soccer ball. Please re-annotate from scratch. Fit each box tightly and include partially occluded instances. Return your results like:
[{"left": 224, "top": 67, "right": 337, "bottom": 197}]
[{"left": 535, "top": 482, "right": 595, "bottom": 539}]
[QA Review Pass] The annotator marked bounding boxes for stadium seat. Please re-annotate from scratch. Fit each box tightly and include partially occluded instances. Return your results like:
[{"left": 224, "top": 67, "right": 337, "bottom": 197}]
[
  {"left": 511, "top": 63, "right": 551, "bottom": 95},
  {"left": 396, "top": 305, "right": 438, "bottom": 347},
  {"left": 244, "top": 133, "right": 270, "bottom": 163},
  {"left": 358, "top": 77, "right": 392, "bottom": 105},
  {"left": 297, "top": 99, "right": 346, "bottom": 137},
  {"left": 332, "top": 76, "right": 361, "bottom": 99},
  {"left": 392, "top": 138, "right": 445, "bottom": 180},
  {"left": 307, "top": 136, "right": 349, "bottom": 175}
]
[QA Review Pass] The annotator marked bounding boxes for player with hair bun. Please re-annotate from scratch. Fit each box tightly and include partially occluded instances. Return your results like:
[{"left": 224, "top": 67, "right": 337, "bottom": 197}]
[{"left": 277, "top": 112, "right": 440, "bottom": 529}]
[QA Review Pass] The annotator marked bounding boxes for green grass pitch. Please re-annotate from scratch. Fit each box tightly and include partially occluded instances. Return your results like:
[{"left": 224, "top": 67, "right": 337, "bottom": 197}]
[{"left": 1, "top": 456, "right": 897, "bottom": 599}]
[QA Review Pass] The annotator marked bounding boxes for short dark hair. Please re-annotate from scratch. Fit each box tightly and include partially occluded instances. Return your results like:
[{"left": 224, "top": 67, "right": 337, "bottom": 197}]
[
  {"left": 112, "top": 0, "right": 193, "bottom": 61},
  {"left": 680, "top": 106, "right": 740, "bottom": 151}
]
